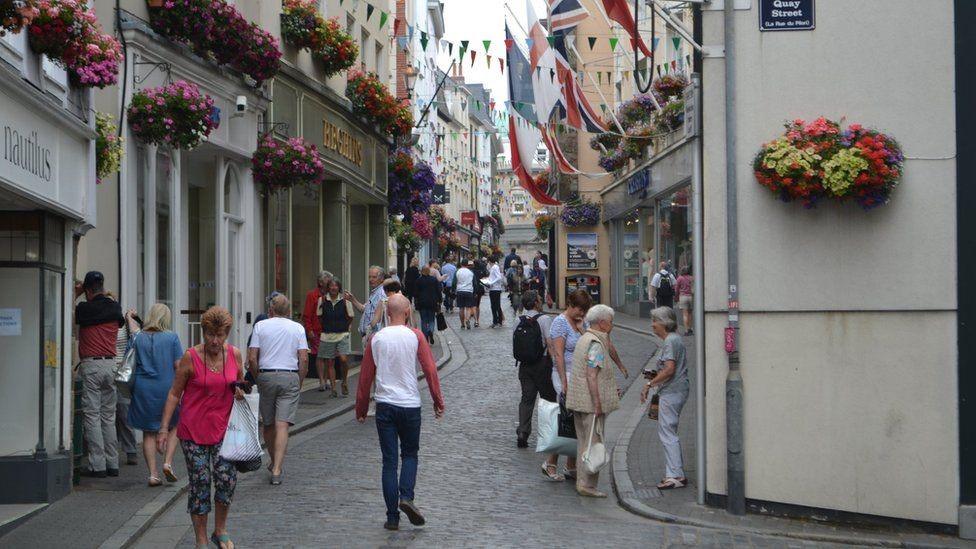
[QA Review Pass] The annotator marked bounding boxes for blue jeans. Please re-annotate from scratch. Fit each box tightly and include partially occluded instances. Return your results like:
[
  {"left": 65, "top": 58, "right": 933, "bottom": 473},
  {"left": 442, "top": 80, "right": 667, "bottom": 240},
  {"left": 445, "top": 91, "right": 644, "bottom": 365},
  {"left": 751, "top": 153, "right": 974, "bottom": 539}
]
[
  {"left": 419, "top": 308, "right": 436, "bottom": 338},
  {"left": 375, "top": 402, "right": 422, "bottom": 522}
]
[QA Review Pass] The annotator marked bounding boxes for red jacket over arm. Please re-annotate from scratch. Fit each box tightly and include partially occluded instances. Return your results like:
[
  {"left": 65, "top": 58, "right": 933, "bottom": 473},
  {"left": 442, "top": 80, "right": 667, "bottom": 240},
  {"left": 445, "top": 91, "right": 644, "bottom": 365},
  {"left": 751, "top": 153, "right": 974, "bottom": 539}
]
[{"left": 355, "top": 328, "right": 445, "bottom": 419}]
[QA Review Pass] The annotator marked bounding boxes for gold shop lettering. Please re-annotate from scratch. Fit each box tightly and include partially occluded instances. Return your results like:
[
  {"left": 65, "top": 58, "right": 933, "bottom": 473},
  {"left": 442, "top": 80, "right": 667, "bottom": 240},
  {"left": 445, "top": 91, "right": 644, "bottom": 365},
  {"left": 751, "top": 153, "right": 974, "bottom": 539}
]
[{"left": 322, "top": 120, "right": 363, "bottom": 166}]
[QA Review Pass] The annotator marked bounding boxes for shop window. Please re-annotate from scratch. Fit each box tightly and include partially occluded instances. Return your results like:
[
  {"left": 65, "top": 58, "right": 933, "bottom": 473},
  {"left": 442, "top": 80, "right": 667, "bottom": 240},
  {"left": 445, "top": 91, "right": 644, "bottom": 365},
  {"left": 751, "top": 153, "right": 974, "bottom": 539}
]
[
  {"left": 270, "top": 81, "right": 298, "bottom": 138},
  {"left": 361, "top": 29, "right": 369, "bottom": 66},
  {"left": 291, "top": 186, "right": 320, "bottom": 317},
  {"left": 656, "top": 186, "right": 692, "bottom": 274},
  {"left": 0, "top": 213, "right": 40, "bottom": 262},
  {"left": 375, "top": 40, "right": 384, "bottom": 79}
]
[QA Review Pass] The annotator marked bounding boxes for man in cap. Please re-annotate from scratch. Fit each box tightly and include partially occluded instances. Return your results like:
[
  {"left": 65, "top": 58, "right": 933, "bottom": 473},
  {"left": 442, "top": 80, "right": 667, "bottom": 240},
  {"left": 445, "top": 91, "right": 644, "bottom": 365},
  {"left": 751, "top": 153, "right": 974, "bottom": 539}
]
[{"left": 74, "top": 271, "right": 125, "bottom": 478}]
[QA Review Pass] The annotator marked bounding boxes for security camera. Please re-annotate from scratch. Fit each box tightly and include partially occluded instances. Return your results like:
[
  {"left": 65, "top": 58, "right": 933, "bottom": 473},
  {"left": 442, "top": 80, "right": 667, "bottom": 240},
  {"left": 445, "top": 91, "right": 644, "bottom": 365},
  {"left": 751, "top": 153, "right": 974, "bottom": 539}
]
[{"left": 235, "top": 95, "right": 247, "bottom": 113}]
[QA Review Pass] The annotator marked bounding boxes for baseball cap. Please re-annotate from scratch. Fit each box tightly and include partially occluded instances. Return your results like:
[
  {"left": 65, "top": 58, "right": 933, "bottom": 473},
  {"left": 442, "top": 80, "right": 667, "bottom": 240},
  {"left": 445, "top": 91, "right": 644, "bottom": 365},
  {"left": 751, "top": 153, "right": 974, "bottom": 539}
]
[{"left": 82, "top": 271, "right": 104, "bottom": 289}]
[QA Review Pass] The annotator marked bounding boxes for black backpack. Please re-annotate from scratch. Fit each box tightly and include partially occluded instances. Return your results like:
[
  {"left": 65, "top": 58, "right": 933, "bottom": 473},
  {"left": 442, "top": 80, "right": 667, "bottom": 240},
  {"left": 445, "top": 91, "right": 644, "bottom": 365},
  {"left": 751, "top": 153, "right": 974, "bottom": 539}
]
[
  {"left": 513, "top": 313, "right": 545, "bottom": 365},
  {"left": 657, "top": 274, "right": 675, "bottom": 301}
]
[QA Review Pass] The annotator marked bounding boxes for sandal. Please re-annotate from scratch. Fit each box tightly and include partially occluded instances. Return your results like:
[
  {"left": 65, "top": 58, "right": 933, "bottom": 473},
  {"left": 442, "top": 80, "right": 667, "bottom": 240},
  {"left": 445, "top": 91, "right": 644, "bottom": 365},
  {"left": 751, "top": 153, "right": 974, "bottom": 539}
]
[
  {"left": 163, "top": 463, "right": 178, "bottom": 483},
  {"left": 210, "top": 532, "right": 233, "bottom": 549},
  {"left": 657, "top": 477, "right": 686, "bottom": 490},
  {"left": 148, "top": 476, "right": 163, "bottom": 487},
  {"left": 563, "top": 468, "right": 577, "bottom": 480},
  {"left": 540, "top": 462, "right": 565, "bottom": 481}
]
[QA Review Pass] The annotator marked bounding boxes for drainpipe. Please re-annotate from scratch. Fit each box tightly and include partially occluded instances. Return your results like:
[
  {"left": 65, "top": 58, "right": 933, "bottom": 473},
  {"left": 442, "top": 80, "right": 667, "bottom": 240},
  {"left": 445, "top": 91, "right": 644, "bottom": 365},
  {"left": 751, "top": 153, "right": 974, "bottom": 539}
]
[{"left": 724, "top": 0, "right": 745, "bottom": 516}]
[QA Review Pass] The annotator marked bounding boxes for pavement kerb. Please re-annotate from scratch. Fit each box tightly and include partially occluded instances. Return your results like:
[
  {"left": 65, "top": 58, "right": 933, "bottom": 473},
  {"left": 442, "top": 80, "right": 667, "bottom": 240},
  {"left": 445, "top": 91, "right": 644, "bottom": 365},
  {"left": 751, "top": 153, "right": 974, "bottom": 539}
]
[
  {"left": 607, "top": 330, "right": 940, "bottom": 549},
  {"left": 107, "top": 333, "right": 454, "bottom": 549}
]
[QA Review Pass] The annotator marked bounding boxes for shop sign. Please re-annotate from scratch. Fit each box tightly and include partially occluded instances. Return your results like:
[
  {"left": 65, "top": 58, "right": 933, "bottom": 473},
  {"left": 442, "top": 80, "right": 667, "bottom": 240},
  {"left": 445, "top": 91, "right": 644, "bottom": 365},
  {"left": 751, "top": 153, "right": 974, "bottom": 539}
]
[
  {"left": 567, "top": 233, "right": 598, "bottom": 270},
  {"left": 432, "top": 184, "right": 450, "bottom": 204},
  {"left": 627, "top": 168, "right": 649, "bottom": 196},
  {"left": 322, "top": 118, "right": 363, "bottom": 166},
  {"left": 759, "top": 0, "right": 815, "bottom": 31},
  {"left": 461, "top": 210, "right": 478, "bottom": 226},
  {"left": 1, "top": 94, "right": 57, "bottom": 192}
]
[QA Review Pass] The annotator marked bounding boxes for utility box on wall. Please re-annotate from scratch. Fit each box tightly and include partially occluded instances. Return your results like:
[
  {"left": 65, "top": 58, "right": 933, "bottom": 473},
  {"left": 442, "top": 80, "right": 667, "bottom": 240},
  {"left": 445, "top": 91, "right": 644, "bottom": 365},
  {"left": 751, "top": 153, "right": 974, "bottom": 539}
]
[{"left": 566, "top": 274, "right": 601, "bottom": 304}]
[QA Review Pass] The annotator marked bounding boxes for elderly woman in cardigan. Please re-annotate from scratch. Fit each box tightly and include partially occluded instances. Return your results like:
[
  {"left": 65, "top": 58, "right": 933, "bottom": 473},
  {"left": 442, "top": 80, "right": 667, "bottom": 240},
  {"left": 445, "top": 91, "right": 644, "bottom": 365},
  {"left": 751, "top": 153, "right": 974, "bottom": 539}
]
[{"left": 565, "top": 304, "right": 622, "bottom": 498}]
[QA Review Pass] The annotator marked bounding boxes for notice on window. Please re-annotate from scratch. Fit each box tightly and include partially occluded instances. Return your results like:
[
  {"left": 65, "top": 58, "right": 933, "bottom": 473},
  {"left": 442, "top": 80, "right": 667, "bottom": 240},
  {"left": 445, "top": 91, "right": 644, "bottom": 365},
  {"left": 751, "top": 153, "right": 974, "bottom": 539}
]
[
  {"left": 0, "top": 308, "right": 21, "bottom": 336},
  {"left": 759, "top": 0, "right": 815, "bottom": 31},
  {"left": 567, "top": 233, "right": 598, "bottom": 270}
]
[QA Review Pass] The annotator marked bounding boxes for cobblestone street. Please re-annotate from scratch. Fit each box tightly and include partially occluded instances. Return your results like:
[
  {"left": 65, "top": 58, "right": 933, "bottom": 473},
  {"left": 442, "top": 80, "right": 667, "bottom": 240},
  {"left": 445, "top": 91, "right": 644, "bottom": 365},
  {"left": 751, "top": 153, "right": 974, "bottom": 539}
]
[{"left": 126, "top": 304, "right": 865, "bottom": 548}]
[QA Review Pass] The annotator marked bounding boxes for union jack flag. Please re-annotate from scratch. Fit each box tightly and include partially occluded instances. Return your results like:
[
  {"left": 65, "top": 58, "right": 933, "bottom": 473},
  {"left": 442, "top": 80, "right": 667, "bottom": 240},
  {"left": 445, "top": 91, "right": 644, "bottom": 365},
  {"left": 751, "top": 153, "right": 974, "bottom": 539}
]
[{"left": 547, "top": 0, "right": 588, "bottom": 60}]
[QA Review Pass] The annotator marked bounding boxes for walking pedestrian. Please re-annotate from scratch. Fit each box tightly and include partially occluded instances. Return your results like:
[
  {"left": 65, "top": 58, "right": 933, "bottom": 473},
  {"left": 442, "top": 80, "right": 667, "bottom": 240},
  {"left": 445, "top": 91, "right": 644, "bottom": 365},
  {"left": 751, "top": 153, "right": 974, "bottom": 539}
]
[
  {"left": 403, "top": 257, "right": 420, "bottom": 304},
  {"left": 355, "top": 294, "right": 445, "bottom": 531},
  {"left": 472, "top": 259, "right": 488, "bottom": 326},
  {"left": 348, "top": 266, "right": 386, "bottom": 341},
  {"left": 641, "top": 306, "right": 690, "bottom": 490},
  {"left": 503, "top": 247, "right": 522, "bottom": 272},
  {"left": 127, "top": 303, "right": 184, "bottom": 486},
  {"left": 484, "top": 257, "right": 506, "bottom": 327},
  {"left": 675, "top": 267, "right": 694, "bottom": 335},
  {"left": 302, "top": 271, "right": 333, "bottom": 391},
  {"left": 506, "top": 260, "right": 525, "bottom": 316},
  {"left": 532, "top": 252, "right": 549, "bottom": 308},
  {"left": 454, "top": 260, "right": 476, "bottom": 329},
  {"left": 547, "top": 289, "right": 592, "bottom": 480},
  {"left": 651, "top": 262, "right": 677, "bottom": 309},
  {"left": 440, "top": 256, "right": 457, "bottom": 313},
  {"left": 414, "top": 265, "right": 442, "bottom": 344},
  {"left": 247, "top": 294, "right": 309, "bottom": 485},
  {"left": 566, "top": 304, "right": 622, "bottom": 498},
  {"left": 317, "top": 278, "right": 354, "bottom": 398},
  {"left": 115, "top": 306, "right": 142, "bottom": 466},
  {"left": 513, "top": 291, "right": 557, "bottom": 452},
  {"left": 158, "top": 306, "right": 245, "bottom": 549},
  {"left": 75, "top": 271, "right": 125, "bottom": 478}
]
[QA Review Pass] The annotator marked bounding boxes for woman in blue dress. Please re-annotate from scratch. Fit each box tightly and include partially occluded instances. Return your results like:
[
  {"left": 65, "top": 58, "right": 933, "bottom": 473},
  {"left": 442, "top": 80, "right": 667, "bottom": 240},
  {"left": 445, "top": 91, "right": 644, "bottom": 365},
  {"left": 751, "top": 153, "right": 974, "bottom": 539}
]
[{"left": 127, "top": 303, "right": 184, "bottom": 486}]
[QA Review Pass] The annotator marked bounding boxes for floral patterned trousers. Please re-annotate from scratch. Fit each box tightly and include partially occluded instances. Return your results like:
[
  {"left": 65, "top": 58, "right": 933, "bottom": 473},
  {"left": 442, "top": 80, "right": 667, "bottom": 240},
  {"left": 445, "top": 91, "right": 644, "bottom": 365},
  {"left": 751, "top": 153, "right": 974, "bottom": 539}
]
[{"left": 181, "top": 439, "right": 237, "bottom": 515}]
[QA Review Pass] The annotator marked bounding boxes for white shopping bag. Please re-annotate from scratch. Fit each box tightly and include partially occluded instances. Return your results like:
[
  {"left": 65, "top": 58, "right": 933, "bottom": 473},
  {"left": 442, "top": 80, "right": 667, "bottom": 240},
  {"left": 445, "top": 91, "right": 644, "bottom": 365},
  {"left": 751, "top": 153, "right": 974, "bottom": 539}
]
[
  {"left": 219, "top": 393, "right": 263, "bottom": 462},
  {"left": 535, "top": 398, "right": 578, "bottom": 457}
]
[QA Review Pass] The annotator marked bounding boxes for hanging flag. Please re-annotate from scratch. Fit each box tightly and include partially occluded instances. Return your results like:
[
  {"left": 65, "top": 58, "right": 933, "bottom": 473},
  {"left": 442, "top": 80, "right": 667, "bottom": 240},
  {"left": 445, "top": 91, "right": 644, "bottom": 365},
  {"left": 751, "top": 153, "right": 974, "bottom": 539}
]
[
  {"left": 587, "top": 36, "right": 597, "bottom": 50},
  {"left": 392, "top": 17, "right": 399, "bottom": 35},
  {"left": 379, "top": 11, "right": 388, "bottom": 29},
  {"left": 447, "top": 41, "right": 453, "bottom": 56},
  {"left": 407, "top": 24, "right": 414, "bottom": 41},
  {"left": 526, "top": 38, "right": 534, "bottom": 49},
  {"left": 609, "top": 37, "right": 618, "bottom": 51},
  {"left": 366, "top": 4, "right": 374, "bottom": 20},
  {"left": 653, "top": 37, "right": 660, "bottom": 51},
  {"left": 672, "top": 36, "right": 681, "bottom": 50},
  {"left": 420, "top": 31, "right": 428, "bottom": 50},
  {"left": 397, "top": 36, "right": 409, "bottom": 50},
  {"left": 656, "top": 65, "right": 662, "bottom": 77},
  {"left": 486, "top": 53, "right": 492, "bottom": 68},
  {"left": 671, "top": 60, "right": 677, "bottom": 72},
  {"left": 483, "top": 39, "right": 491, "bottom": 52},
  {"left": 470, "top": 49, "right": 477, "bottom": 66},
  {"left": 499, "top": 58, "right": 505, "bottom": 73},
  {"left": 600, "top": 0, "right": 653, "bottom": 57},
  {"left": 504, "top": 38, "right": 514, "bottom": 50},
  {"left": 548, "top": 0, "right": 588, "bottom": 59},
  {"left": 597, "top": 71, "right": 602, "bottom": 84},
  {"left": 460, "top": 40, "right": 469, "bottom": 58}
]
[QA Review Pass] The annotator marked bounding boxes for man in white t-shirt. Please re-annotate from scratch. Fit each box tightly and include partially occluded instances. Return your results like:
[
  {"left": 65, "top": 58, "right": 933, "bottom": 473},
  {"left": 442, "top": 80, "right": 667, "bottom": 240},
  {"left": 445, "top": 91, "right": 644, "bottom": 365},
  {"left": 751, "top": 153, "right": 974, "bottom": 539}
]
[
  {"left": 356, "top": 294, "right": 445, "bottom": 531},
  {"left": 247, "top": 293, "right": 309, "bottom": 485},
  {"left": 650, "top": 261, "right": 678, "bottom": 308}
]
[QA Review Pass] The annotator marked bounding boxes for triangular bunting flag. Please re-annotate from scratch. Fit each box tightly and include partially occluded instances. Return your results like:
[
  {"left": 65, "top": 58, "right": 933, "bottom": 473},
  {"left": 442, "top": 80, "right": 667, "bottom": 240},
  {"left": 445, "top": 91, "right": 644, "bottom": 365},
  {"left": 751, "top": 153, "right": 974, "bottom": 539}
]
[
  {"left": 587, "top": 36, "right": 596, "bottom": 50},
  {"left": 672, "top": 37, "right": 681, "bottom": 50},
  {"left": 447, "top": 41, "right": 453, "bottom": 56},
  {"left": 609, "top": 37, "right": 618, "bottom": 51},
  {"left": 397, "top": 36, "right": 409, "bottom": 50},
  {"left": 407, "top": 24, "right": 414, "bottom": 41},
  {"left": 607, "top": 71, "right": 612, "bottom": 83},
  {"left": 393, "top": 17, "right": 400, "bottom": 35},
  {"left": 504, "top": 38, "right": 514, "bottom": 50},
  {"left": 526, "top": 38, "right": 533, "bottom": 49},
  {"left": 656, "top": 65, "right": 662, "bottom": 77},
  {"left": 470, "top": 49, "right": 476, "bottom": 66},
  {"left": 686, "top": 55, "right": 692, "bottom": 69},
  {"left": 663, "top": 63, "right": 669, "bottom": 74},
  {"left": 653, "top": 37, "right": 660, "bottom": 51},
  {"left": 547, "top": 36, "right": 555, "bottom": 47},
  {"left": 482, "top": 40, "right": 491, "bottom": 52},
  {"left": 379, "top": 11, "right": 388, "bottom": 29},
  {"left": 671, "top": 60, "right": 677, "bottom": 71},
  {"left": 600, "top": 104, "right": 607, "bottom": 113},
  {"left": 460, "top": 40, "right": 469, "bottom": 57},
  {"left": 486, "top": 54, "right": 491, "bottom": 68},
  {"left": 420, "top": 31, "right": 428, "bottom": 50},
  {"left": 597, "top": 72, "right": 602, "bottom": 84},
  {"left": 366, "top": 4, "right": 374, "bottom": 20},
  {"left": 339, "top": 0, "right": 344, "bottom": 4},
  {"left": 499, "top": 58, "right": 504, "bottom": 73},
  {"left": 549, "top": 68, "right": 555, "bottom": 83}
]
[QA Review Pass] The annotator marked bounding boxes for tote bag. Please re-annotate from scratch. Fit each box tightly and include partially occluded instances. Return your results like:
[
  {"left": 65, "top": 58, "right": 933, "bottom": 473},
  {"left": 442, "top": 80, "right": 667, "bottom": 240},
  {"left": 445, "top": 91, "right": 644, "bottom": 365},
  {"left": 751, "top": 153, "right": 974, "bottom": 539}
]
[
  {"left": 219, "top": 393, "right": 263, "bottom": 472},
  {"left": 535, "top": 398, "right": 577, "bottom": 456}
]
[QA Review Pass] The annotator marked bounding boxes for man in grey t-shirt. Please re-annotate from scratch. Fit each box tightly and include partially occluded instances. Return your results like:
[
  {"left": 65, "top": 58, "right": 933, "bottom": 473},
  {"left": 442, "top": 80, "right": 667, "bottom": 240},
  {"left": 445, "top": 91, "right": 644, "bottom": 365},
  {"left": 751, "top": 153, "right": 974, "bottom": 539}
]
[{"left": 642, "top": 307, "right": 690, "bottom": 489}]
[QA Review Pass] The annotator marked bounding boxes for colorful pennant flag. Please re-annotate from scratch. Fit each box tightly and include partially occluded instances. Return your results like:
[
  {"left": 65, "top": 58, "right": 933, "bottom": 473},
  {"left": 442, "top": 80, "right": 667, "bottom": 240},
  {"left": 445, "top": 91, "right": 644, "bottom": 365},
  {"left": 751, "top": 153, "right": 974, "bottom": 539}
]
[
  {"left": 609, "top": 37, "right": 618, "bottom": 51},
  {"left": 482, "top": 40, "right": 491, "bottom": 52},
  {"left": 672, "top": 36, "right": 681, "bottom": 50},
  {"left": 420, "top": 31, "right": 428, "bottom": 50},
  {"left": 366, "top": 4, "right": 374, "bottom": 20},
  {"left": 587, "top": 36, "right": 596, "bottom": 50},
  {"left": 504, "top": 38, "right": 514, "bottom": 50},
  {"left": 379, "top": 11, "right": 388, "bottom": 29}
]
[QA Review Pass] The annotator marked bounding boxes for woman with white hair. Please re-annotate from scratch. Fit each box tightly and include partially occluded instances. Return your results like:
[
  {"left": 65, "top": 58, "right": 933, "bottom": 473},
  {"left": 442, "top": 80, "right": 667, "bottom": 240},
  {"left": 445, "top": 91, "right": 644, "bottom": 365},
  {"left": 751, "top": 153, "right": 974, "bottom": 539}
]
[
  {"left": 641, "top": 306, "right": 690, "bottom": 490},
  {"left": 565, "top": 304, "right": 620, "bottom": 497},
  {"left": 127, "top": 303, "right": 183, "bottom": 486}
]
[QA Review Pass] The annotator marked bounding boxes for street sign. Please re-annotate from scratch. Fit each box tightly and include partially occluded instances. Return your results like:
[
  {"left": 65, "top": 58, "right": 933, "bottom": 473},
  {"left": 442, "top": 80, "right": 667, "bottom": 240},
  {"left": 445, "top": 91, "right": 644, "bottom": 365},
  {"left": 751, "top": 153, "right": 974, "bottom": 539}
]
[{"left": 759, "top": 0, "right": 814, "bottom": 31}]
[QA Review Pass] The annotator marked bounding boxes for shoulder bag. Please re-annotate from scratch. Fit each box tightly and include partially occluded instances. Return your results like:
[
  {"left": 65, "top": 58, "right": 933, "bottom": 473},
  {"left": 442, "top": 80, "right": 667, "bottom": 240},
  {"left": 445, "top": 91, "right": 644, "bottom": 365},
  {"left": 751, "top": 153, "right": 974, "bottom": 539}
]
[
  {"left": 581, "top": 416, "right": 608, "bottom": 475},
  {"left": 114, "top": 330, "right": 139, "bottom": 397}
]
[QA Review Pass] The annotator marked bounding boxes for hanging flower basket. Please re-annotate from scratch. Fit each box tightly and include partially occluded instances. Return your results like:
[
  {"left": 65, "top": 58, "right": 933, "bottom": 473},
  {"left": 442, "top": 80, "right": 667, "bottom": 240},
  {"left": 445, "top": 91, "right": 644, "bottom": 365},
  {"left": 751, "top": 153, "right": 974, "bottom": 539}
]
[
  {"left": 534, "top": 213, "right": 555, "bottom": 240},
  {"left": 315, "top": 17, "right": 357, "bottom": 77},
  {"left": 388, "top": 149, "right": 435, "bottom": 220},
  {"left": 149, "top": 0, "right": 280, "bottom": 83},
  {"left": 390, "top": 218, "right": 421, "bottom": 253},
  {"left": 753, "top": 117, "right": 904, "bottom": 209},
  {"left": 429, "top": 205, "right": 458, "bottom": 234},
  {"left": 590, "top": 90, "right": 684, "bottom": 173},
  {"left": 560, "top": 193, "right": 601, "bottom": 227},
  {"left": 127, "top": 80, "right": 219, "bottom": 150},
  {"left": 95, "top": 113, "right": 122, "bottom": 183},
  {"left": 437, "top": 232, "right": 461, "bottom": 254},
  {"left": 28, "top": 0, "right": 86, "bottom": 59},
  {"left": 347, "top": 70, "right": 404, "bottom": 138},
  {"left": 411, "top": 212, "right": 433, "bottom": 240},
  {"left": 252, "top": 134, "right": 325, "bottom": 195},
  {"left": 653, "top": 74, "right": 690, "bottom": 101},
  {"left": 280, "top": 0, "right": 318, "bottom": 49},
  {"left": 66, "top": 26, "right": 122, "bottom": 88},
  {"left": 1, "top": 0, "right": 37, "bottom": 36}
]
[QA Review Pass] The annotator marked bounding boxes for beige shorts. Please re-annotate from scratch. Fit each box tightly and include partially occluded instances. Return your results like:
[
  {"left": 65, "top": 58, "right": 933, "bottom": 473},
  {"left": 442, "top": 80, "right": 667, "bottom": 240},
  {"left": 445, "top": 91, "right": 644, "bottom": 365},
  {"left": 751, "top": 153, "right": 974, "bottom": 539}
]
[
  {"left": 317, "top": 333, "right": 351, "bottom": 359},
  {"left": 678, "top": 294, "right": 693, "bottom": 310},
  {"left": 257, "top": 371, "right": 300, "bottom": 426}
]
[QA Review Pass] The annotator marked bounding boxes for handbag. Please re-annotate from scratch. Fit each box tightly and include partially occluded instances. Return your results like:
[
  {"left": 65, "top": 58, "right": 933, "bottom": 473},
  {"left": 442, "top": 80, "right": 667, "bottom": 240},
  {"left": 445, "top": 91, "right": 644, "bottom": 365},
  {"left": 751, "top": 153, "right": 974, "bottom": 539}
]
[
  {"left": 557, "top": 394, "right": 577, "bottom": 439},
  {"left": 435, "top": 311, "right": 447, "bottom": 331},
  {"left": 580, "top": 416, "right": 608, "bottom": 475},
  {"left": 219, "top": 392, "right": 264, "bottom": 473},
  {"left": 534, "top": 398, "right": 577, "bottom": 456},
  {"left": 114, "top": 330, "right": 138, "bottom": 397}
]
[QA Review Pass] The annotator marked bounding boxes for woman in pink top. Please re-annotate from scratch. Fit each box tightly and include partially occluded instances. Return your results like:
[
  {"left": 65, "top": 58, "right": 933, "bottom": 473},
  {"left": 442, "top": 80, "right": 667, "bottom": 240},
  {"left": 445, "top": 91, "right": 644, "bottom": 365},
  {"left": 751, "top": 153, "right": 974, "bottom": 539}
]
[
  {"left": 159, "top": 307, "right": 245, "bottom": 549},
  {"left": 675, "top": 267, "right": 694, "bottom": 336}
]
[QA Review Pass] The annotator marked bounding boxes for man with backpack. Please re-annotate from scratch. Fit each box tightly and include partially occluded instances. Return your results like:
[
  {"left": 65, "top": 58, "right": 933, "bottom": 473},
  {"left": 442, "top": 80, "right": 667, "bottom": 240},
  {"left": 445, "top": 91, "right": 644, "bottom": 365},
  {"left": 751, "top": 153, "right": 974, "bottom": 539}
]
[
  {"left": 651, "top": 261, "right": 678, "bottom": 309},
  {"left": 512, "top": 290, "right": 557, "bottom": 448}
]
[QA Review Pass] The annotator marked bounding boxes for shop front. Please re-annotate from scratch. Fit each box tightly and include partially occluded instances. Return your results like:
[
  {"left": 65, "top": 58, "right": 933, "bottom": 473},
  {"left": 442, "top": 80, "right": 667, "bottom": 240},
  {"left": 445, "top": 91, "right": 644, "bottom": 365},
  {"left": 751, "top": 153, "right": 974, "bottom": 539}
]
[
  {"left": 602, "top": 135, "right": 696, "bottom": 318},
  {"left": 266, "top": 68, "right": 389, "bottom": 354},
  {"left": 0, "top": 33, "right": 96, "bottom": 503}
]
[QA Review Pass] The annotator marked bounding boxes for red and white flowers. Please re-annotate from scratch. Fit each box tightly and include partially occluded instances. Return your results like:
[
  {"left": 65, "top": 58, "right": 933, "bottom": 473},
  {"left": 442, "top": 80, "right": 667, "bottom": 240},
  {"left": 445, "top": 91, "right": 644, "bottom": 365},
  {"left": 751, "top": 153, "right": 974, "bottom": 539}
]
[{"left": 27, "top": 0, "right": 121, "bottom": 87}]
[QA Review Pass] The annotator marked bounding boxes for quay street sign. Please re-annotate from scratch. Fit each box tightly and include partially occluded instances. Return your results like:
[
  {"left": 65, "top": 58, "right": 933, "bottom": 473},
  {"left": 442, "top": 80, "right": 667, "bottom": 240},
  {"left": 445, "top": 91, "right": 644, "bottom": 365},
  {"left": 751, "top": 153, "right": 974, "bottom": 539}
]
[{"left": 759, "top": 0, "right": 814, "bottom": 31}]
